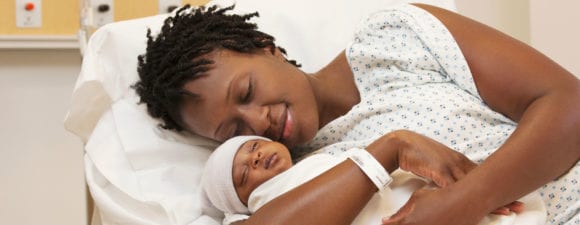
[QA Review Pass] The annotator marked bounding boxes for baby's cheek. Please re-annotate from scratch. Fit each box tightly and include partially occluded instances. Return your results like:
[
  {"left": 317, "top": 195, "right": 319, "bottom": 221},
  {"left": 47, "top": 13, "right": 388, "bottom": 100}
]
[{"left": 276, "top": 164, "right": 292, "bottom": 176}]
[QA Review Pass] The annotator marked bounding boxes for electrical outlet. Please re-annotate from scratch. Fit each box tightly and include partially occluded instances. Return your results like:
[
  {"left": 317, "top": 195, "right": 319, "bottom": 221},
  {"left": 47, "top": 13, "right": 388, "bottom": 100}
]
[
  {"left": 16, "top": 0, "right": 42, "bottom": 28},
  {"left": 159, "top": 0, "right": 181, "bottom": 14},
  {"left": 90, "top": 0, "right": 113, "bottom": 28}
]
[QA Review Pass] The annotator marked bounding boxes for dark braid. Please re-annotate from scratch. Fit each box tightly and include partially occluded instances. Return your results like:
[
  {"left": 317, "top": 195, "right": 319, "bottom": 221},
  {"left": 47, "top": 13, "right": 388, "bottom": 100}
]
[{"left": 134, "top": 4, "right": 299, "bottom": 131}]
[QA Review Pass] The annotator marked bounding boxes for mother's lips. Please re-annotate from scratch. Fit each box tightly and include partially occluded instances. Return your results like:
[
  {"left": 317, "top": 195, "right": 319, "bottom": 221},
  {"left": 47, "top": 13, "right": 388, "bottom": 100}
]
[
  {"left": 281, "top": 107, "right": 293, "bottom": 141},
  {"left": 264, "top": 104, "right": 288, "bottom": 142}
]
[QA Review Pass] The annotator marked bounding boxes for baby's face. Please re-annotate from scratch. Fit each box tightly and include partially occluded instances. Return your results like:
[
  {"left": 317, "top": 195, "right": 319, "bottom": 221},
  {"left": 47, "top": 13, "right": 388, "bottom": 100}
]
[{"left": 232, "top": 139, "right": 293, "bottom": 205}]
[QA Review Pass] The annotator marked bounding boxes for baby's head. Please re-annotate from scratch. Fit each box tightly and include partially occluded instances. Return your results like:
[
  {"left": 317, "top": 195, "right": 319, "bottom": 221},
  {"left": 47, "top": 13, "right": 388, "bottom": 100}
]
[{"left": 201, "top": 135, "right": 293, "bottom": 214}]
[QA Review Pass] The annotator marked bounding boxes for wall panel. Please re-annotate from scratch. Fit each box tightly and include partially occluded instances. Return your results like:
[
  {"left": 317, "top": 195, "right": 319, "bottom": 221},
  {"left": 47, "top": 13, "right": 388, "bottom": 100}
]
[
  {"left": 0, "top": 0, "right": 80, "bottom": 35},
  {"left": 0, "top": 0, "right": 208, "bottom": 36}
]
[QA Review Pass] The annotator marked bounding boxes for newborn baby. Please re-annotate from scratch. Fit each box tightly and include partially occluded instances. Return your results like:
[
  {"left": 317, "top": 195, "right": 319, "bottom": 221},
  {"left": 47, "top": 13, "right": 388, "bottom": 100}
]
[{"left": 200, "top": 136, "right": 547, "bottom": 225}]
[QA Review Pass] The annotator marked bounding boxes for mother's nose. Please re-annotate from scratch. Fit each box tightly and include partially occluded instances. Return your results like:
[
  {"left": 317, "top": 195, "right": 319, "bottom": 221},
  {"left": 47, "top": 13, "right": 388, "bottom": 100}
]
[{"left": 237, "top": 104, "right": 269, "bottom": 136}]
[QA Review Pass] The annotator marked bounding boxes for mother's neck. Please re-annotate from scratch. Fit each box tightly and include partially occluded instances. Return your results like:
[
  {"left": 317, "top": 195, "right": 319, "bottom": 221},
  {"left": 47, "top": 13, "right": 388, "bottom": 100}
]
[{"left": 308, "top": 51, "right": 360, "bottom": 128}]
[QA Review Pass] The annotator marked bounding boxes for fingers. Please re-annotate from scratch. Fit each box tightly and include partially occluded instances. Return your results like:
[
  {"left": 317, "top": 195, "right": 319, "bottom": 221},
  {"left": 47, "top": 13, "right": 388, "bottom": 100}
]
[
  {"left": 382, "top": 215, "right": 403, "bottom": 225},
  {"left": 491, "top": 207, "right": 511, "bottom": 215},
  {"left": 490, "top": 201, "right": 525, "bottom": 215},
  {"left": 431, "top": 172, "right": 453, "bottom": 188},
  {"left": 427, "top": 153, "right": 477, "bottom": 188},
  {"left": 382, "top": 197, "right": 415, "bottom": 225},
  {"left": 432, "top": 167, "right": 462, "bottom": 188},
  {"left": 439, "top": 157, "right": 477, "bottom": 187},
  {"left": 504, "top": 201, "right": 525, "bottom": 213},
  {"left": 450, "top": 166, "right": 466, "bottom": 181},
  {"left": 381, "top": 209, "right": 407, "bottom": 224}
]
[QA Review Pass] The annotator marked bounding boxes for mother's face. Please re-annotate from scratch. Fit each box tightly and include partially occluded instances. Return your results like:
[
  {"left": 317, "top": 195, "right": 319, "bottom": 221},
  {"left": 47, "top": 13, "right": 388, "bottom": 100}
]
[{"left": 180, "top": 49, "right": 319, "bottom": 148}]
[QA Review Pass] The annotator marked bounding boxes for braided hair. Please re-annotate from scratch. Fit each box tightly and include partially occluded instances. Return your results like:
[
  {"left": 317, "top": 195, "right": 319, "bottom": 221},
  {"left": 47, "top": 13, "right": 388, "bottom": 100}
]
[{"left": 134, "top": 4, "right": 299, "bottom": 131}]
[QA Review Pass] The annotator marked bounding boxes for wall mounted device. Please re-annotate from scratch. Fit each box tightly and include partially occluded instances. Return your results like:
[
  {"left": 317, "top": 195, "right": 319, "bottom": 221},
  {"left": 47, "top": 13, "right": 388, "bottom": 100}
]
[
  {"left": 89, "top": 0, "right": 113, "bottom": 28},
  {"left": 159, "top": 0, "right": 181, "bottom": 14},
  {"left": 16, "top": 0, "right": 42, "bottom": 28}
]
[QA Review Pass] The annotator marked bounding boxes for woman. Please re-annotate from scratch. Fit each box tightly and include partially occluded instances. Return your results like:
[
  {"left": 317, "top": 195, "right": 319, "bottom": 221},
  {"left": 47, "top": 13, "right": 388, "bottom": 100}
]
[{"left": 134, "top": 3, "right": 580, "bottom": 225}]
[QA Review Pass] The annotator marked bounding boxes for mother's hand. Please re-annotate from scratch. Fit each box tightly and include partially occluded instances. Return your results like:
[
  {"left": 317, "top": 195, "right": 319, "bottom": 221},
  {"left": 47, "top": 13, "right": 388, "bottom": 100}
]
[
  {"left": 378, "top": 131, "right": 524, "bottom": 225},
  {"left": 388, "top": 130, "right": 477, "bottom": 187},
  {"left": 381, "top": 187, "right": 525, "bottom": 225},
  {"left": 381, "top": 187, "right": 480, "bottom": 225}
]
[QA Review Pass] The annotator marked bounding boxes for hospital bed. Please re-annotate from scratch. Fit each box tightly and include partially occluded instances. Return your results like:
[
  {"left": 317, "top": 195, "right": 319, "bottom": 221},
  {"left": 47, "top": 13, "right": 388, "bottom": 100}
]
[{"left": 64, "top": 0, "right": 458, "bottom": 224}]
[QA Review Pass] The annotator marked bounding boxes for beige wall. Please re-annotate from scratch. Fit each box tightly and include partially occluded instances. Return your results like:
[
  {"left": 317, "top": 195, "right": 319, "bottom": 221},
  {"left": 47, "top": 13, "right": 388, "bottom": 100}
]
[
  {"left": 530, "top": 0, "right": 580, "bottom": 77},
  {"left": 1, "top": 1, "right": 213, "bottom": 225},
  {"left": 456, "top": 0, "right": 579, "bottom": 77},
  {"left": 0, "top": 49, "right": 86, "bottom": 225},
  {"left": 456, "top": 0, "right": 530, "bottom": 44}
]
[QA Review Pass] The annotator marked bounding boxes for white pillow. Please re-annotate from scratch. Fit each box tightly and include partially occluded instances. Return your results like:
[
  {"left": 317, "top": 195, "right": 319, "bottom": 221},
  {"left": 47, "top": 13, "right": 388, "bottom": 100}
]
[
  {"left": 85, "top": 97, "right": 219, "bottom": 225},
  {"left": 65, "top": 1, "right": 457, "bottom": 224},
  {"left": 210, "top": 0, "right": 456, "bottom": 73}
]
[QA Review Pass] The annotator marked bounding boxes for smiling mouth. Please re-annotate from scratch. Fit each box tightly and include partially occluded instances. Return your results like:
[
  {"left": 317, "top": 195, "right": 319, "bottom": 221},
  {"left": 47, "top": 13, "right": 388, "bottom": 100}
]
[
  {"left": 264, "top": 104, "right": 293, "bottom": 144},
  {"left": 279, "top": 106, "right": 293, "bottom": 143}
]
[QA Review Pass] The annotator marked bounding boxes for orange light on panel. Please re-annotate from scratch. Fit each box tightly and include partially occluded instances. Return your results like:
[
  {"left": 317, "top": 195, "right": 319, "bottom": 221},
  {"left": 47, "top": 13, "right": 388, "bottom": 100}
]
[{"left": 25, "top": 2, "right": 35, "bottom": 11}]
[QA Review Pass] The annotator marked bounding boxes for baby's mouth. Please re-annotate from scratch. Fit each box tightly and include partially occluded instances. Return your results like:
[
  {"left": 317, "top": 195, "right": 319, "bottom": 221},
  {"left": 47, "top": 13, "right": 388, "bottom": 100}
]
[{"left": 264, "top": 153, "right": 277, "bottom": 169}]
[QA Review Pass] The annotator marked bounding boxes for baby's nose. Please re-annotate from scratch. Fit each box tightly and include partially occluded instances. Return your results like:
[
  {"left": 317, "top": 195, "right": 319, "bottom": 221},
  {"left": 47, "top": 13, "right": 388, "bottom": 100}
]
[{"left": 252, "top": 152, "right": 262, "bottom": 167}]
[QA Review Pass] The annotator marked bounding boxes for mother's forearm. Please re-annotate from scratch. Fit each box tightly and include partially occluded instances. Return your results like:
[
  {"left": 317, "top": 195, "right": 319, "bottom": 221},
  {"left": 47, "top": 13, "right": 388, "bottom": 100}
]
[
  {"left": 239, "top": 160, "right": 376, "bottom": 225},
  {"left": 236, "top": 131, "right": 404, "bottom": 225},
  {"left": 452, "top": 89, "right": 580, "bottom": 216}
]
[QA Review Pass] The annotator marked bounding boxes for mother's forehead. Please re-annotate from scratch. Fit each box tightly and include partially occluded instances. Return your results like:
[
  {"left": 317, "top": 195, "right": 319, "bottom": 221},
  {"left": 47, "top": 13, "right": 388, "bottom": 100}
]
[
  {"left": 181, "top": 49, "right": 265, "bottom": 98},
  {"left": 187, "top": 51, "right": 255, "bottom": 83},
  {"left": 205, "top": 48, "right": 260, "bottom": 62},
  {"left": 181, "top": 67, "right": 236, "bottom": 100}
]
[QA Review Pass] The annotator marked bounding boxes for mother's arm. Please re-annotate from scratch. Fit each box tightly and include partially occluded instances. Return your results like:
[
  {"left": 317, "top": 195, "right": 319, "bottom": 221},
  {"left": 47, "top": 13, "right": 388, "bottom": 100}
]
[
  {"left": 232, "top": 129, "right": 475, "bottom": 225},
  {"left": 232, "top": 157, "right": 375, "bottom": 225},
  {"left": 384, "top": 4, "right": 580, "bottom": 225}
]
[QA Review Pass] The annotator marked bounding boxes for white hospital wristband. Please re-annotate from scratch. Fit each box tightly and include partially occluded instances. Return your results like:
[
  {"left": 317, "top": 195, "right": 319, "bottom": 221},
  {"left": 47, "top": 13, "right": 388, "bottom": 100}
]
[{"left": 348, "top": 148, "right": 392, "bottom": 191}]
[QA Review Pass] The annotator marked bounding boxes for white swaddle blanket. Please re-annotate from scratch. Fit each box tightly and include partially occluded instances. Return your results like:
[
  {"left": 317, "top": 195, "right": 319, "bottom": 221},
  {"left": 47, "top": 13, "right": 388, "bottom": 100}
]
[{"left": 227, "top": 153, "right": 547, "bottom": 225}]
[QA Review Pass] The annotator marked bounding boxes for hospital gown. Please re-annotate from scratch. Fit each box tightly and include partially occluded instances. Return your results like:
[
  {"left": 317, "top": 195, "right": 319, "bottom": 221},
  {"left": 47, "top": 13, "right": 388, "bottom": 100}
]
[{"left": 296, "top": 4, "right": 579, "bottom": 225}]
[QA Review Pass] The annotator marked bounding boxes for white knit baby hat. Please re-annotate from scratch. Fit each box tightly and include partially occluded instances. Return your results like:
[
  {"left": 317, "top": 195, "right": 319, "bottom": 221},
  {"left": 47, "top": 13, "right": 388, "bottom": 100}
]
[{"left": 201, "top": 135, "right": 271, "bottom": 214}]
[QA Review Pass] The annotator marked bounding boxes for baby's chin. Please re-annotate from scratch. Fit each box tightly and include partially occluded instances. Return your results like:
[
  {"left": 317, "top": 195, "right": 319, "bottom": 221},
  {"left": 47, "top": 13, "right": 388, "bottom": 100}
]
[{"left": 280, "top": 158, "right": 294, "bottom": 170}]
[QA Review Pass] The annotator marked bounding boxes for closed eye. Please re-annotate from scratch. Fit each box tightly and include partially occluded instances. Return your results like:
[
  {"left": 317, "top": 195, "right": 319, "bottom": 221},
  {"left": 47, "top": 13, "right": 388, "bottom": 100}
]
[
  {"left": 250, "top": 141, "right": 258, "bottom": 152},
  {"left": 241, "top": 77, "right": 253, "bottom": 103}
]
